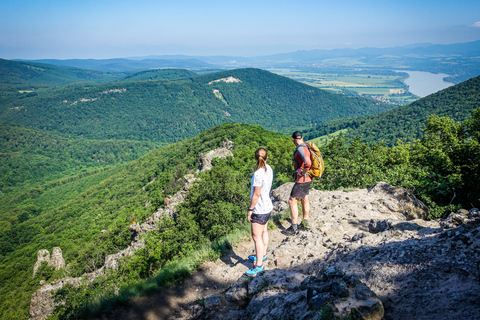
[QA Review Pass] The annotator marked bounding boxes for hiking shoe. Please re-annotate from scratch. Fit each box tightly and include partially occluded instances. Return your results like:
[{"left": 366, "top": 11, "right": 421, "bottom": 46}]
[
  {"left": 299, "top": 219, "right": 311, "bottom": 231},
  {"left": 245, "top": 264, "right": 265, "bottom": 276},
  {"left": 248, "top": 254, "right": 267, "bottom": 262},
  {"left": 283, "top": 225, "right": 299, "bottom": 236}
]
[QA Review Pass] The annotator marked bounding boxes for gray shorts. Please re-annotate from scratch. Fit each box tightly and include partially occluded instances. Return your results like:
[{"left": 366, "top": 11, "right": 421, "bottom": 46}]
[
  {"left": 251, "top": 212, "right": 271, "bottom": 225},
  {"left": 290, "top": 181, "right": 312, "bottom": 199}
]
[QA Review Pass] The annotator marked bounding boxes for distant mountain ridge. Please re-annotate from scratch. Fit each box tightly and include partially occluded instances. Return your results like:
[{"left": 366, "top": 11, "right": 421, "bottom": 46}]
[
  {"left": 18, "top": 57, "right": 217, "bottom": 73},
  {"left": 0, "top": 68, "right": 394, "bottom": 143},
  {"left": 20, "top": 40, "right": 480, "bottom": 83},
  {"left": 0, "top": 58, "right": 117, "bottom": 86}
]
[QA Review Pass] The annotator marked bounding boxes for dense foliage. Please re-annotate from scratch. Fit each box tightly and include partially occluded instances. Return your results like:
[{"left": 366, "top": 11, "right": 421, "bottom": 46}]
[
  {"left": 303, "top": 75, "right": 480, "bottom": 146},
  {"left": 0, "top": 122, "right": 158, "bottom": 194},
  {"left": 2, "top": 107, "right": 480, "bottom": 318},
  {"left": 314, "top": 109, "right": 480, "bottom": 214},
  {"left": 121, "top": 68, "right": 198, "bottom": 82},
  {"left": 0, "top": 123, "right": 291, "bottom": 319},
  {"left": 0, "top": 59, "right": 117, "bottom": 87},
  {"left": 0, "top": 68, "right": 394, "bottom": 143}
]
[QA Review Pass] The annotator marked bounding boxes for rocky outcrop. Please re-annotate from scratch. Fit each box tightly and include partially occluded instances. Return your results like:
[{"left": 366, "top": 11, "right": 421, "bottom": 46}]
[
  {"left": 33, "top": 247, "right": 65, "bottom": 276},
  {"left": 50, "top": 247, "right": 66, "bottom": 271},
  {"left": 368, "top": 181, "right": 429, "bottom": 219},
  {"left": 197, "top": 139, "right": 233, "bottom": 172},
  {"left": 199, "top": 267, "right": 383, "bottom": 320},
  {"left": 32, "top": 250, "right": 50, "bottom": 276},
  {"left": 30, "top": 270, "right": 102, "bottom": 320},
  {"left": 177, "top": 184, "right": 480, "bottom": 320}
]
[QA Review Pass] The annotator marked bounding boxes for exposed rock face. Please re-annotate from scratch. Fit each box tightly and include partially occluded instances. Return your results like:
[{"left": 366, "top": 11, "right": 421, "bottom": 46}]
[
  {"left": 29, "top": 271, "right": 102, "bottom": 320},
  {"left": 197, "top": 139, "right": 234, "bottom": 172},
  {"left": 368, "top": 181, "right": 429, "bottom": 219},
  {"left": 198, "top": 267, "right": 383, "bottom": 320},
  {"left": 302, "top": 267, "right": 384, "bottom": 320},
  {"left": 32, "top": 247, "right": 65, "bottom": 276},
  {"left": 185, "top": 184, "right": 480, "bottom": 320},
  {"left": 33, "top": 250, "right": 50, "bottom": 276},
  {"left": 49, "top": 247, "right": 65, "bottom": 270}
]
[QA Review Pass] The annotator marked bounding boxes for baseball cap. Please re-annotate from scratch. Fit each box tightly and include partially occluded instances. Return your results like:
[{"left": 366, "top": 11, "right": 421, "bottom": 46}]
[{"left": 291, "top": 131, "right": 303, "bottom": 139}]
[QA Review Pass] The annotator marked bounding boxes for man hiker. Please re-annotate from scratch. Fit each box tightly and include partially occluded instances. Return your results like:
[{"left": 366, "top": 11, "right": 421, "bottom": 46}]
[{"left": 284, "top": 131, "right": 312, "bottom": 235}]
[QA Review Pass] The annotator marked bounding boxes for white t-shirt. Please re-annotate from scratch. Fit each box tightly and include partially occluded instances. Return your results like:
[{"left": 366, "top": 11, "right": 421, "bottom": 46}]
[{"left": 250, "top": 164, "right": 274, "bottom": 214}]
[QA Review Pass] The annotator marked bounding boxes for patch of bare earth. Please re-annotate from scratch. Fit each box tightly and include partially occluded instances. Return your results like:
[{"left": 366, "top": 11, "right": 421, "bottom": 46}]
[{"left": 103, "top": 183, "right": 480, "bottom": 320}]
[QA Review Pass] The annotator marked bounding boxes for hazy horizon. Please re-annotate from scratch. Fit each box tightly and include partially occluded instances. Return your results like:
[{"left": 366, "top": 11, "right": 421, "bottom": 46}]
[{"left": 1, "top": 0, "right": 480, "bottom": 60}]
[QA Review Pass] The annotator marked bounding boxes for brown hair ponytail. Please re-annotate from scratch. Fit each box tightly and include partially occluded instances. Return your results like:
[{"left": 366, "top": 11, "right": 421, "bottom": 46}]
[{"left": 255, "top": 147, "right": 268, "bottom": 171}]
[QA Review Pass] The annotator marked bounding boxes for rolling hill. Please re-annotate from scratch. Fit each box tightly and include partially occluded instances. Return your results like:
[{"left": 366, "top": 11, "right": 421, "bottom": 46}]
[
  {"left": 0, "top": 67, "right": 395, "bottom": 143},
  {"left": 0, "top": 58, "right": 118, "bottom": 88},
  {"left": 304, "top": 74, "right": 480, "bottom": 145},
  {"left": 0, "top": 122, "right": 158, "bottom": 194},
  {"left": 25, "top": 58, "right": 216, "bottom": 73},
  {"left": 121, "top": 68, "right": 199, "bottom": 82},
  {"left": 0, "top": 122, "right": 290, "bottom": 319},
  {"left": 1, "top": 71, "right": 479, "bottom": 318}
]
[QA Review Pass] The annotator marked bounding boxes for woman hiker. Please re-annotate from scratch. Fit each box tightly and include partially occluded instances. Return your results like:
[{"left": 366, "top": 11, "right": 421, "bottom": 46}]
[{"left": 246, "top": 147, "right": 274, "bottom": 276}]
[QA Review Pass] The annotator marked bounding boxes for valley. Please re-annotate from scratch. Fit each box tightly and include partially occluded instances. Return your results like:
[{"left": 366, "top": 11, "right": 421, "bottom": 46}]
[
  {"left": 272, "top": 68, "right": 418, "bottom": 105},
  {"left": 0, "top": 52, "right": 479, "bottom": 319}
]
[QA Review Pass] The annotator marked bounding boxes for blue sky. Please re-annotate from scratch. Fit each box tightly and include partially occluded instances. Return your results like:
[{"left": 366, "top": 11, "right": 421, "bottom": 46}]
[{"left": 1, "top": 0, "right": 479, "bottom": 59}]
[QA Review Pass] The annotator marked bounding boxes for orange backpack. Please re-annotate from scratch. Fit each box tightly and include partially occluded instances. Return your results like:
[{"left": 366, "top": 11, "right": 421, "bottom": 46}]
[{"left": 307, "top": 141, "right": 325, "bottom": 178}]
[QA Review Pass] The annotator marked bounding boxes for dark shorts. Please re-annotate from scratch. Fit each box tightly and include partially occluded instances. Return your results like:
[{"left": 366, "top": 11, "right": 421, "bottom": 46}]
[
  {"left": 290, "top": 181, "right": 312, "bottom": 199},
  {"left": 251, "top": 212, "right": 271, "bottom": 225}
]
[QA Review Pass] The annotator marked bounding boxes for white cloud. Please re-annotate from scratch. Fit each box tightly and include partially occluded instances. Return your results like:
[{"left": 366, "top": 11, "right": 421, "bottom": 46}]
[{"left": 473, "top": 21, "right": 480, "bottom": 28}]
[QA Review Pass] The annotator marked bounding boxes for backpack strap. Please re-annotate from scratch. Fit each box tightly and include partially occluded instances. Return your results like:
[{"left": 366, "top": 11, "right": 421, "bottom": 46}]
[{"left": 292, "top": 143, "right": 308, "bottom": 168}]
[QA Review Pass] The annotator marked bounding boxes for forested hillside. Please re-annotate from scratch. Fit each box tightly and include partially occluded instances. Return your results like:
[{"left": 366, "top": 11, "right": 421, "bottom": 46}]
[
  {"left": 121, "top": 68, "right": 198, "bottom": 82},
  {"left": 0, "top": 123, "right": 292, "bottom": 319},
  {"left": 0, "top": 122, "right": 158, "bottom": 192},
  {"left": 29, "top": 58, "right": 216, "bottom": 73},
  {"left": 0, "top": 59, "right": 118, "bottom": 88},
  {"left": 304, "top": 75, "right": 480, "bottom": 145},
  {"left": 2, "top": 105, "right": 480, "bottom": 318},
  {"left": 0, "top": 67, "right": 394, "bottom": 143}
]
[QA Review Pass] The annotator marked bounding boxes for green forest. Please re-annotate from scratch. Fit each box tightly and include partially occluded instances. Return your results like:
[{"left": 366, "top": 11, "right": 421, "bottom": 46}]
[
  {"left": 0, "top": 59, "right": 479, "bottom": 319},
  {"left": 304, "top": 75, "right": 480, "bottom": 146},
  {"left": 0, "top": 64, "right": 394, "bottom": 143},
  {"left": 2, "top": 110, "right": 479, "bottom": 319}
]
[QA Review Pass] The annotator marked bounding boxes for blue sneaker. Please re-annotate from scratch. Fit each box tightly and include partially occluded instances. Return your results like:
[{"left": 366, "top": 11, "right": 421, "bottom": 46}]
[
  {"left": 248, "top": 254, "right": 267, "bottom": 262},
  {"left": 245, "top": 264, "right": 265, "bottom": 276}
]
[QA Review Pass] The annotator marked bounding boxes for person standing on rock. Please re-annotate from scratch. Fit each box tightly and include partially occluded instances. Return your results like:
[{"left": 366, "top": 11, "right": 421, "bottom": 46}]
[
  {"left": 246, "top": 147, "right": 273, "bottom": 276},
  {"left": 284, "top": 131, "right": 312, "bottom": 235}
]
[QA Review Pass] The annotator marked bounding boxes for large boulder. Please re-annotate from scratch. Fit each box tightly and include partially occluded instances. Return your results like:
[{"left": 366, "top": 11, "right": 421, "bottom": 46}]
[{"left": 368, "top": 181, "right": 430, "bottom": 220}]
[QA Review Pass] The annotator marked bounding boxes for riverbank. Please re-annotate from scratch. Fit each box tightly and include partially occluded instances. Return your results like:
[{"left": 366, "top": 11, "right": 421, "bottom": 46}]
[{"left": 397, "top": 70, "right": 454, "bottom": 97}]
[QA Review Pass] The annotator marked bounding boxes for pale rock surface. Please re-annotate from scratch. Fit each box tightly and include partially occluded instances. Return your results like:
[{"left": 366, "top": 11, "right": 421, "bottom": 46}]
[
  {"left": 32, "top": 247, "right": 65, "bottom": 276},
  {"left": 197, "top": 139, "right": 234, "bottom": 172},
  {"left": 176, "top": 183, "right": 480, "bottom": 320}
]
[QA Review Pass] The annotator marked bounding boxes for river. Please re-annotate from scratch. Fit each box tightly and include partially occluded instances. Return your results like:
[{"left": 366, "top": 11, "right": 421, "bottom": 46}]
[{"left": 398, "top": 70, "right": 454, "bottom": 98}]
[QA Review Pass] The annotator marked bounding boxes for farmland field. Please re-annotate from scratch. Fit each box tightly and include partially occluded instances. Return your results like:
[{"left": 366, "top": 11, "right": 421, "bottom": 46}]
[{"left": 271, "top": 69, "right": 419, "bottom": 105}]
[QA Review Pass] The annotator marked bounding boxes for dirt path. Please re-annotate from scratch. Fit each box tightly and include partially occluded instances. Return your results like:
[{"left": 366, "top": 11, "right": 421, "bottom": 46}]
[
  {"left": 106, "top": 224, "right": 290, "bottom": 320},
  {"left": 104, "top": 183, "right": 480, "bottom": 320}
]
